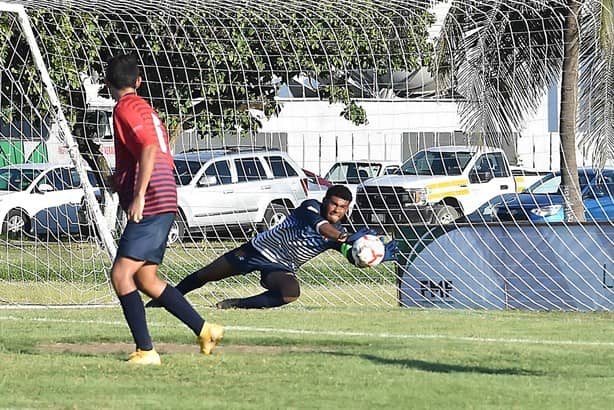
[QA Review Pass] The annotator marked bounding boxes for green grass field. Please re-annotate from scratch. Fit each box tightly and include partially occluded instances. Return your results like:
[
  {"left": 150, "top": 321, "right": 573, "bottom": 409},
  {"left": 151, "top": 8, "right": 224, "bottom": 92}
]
[{"left": 1, "top": 306, "right": 614, "bottom": 409}]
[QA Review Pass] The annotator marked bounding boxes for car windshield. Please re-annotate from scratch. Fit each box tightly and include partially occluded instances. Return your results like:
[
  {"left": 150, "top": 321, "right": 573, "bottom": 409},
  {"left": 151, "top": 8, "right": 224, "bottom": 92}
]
[
  {"left": 325, "top": 163, "right": 382, "bottom": 184},
  {"left": 0, "top": 168, "right": 42, "bottom": 191},
  {"left": 526, "top": 172, "right": 592, "bottom": 194},
  {"left": 173, "top": 159, "right": 206, "bottom": 186},
  {"left": 400, "top": 150, "right": 473, "bottom": 176}
]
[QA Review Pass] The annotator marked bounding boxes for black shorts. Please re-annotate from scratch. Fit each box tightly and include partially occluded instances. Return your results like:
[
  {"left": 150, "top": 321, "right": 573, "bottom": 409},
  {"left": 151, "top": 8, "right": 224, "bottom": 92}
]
[
  {"left": 223, "top": 242, "right": 294, "bottom": 287},
  {"left": 116, "top": 212, "right": 175, "bottom": 265}
]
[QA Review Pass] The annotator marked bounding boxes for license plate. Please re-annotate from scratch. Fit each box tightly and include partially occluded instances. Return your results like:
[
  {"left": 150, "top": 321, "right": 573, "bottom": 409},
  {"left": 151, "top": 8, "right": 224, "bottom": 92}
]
[{"left": 370, "top": 213, "right": 384, "bottom": 223}]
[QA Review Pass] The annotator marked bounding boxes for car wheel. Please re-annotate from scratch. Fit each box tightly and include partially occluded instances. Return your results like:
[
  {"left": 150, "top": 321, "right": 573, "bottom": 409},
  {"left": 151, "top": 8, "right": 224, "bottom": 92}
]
[
  {"left": 167, "top": 212, "right": 186, "bottom": 246},
  {"left": 259, "top": 203, "right": 290, "bottom": 232},
  {"left": 3, "top": 209, "right": 31, "bottom": 238},
  {"left": 433, "top": 204, "right": 461, "bottom": 225}
]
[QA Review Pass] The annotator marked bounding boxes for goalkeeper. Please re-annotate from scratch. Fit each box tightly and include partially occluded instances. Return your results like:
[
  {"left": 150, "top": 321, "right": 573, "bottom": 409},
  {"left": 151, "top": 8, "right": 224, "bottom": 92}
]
[{"left": 147, "top": 185, "right": 397, "bottom": 309}]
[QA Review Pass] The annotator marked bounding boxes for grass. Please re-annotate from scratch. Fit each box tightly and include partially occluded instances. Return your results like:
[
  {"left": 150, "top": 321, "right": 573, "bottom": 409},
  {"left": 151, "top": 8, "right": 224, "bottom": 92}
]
[{"left": 1, "top": 306, "right": 614, "bottom": 409}]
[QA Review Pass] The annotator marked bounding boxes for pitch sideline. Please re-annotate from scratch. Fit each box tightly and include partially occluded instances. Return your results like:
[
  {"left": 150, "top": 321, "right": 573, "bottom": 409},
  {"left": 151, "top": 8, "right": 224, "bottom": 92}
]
[{"left": 1, "top": 314, "right": 613, "bottom": 348}]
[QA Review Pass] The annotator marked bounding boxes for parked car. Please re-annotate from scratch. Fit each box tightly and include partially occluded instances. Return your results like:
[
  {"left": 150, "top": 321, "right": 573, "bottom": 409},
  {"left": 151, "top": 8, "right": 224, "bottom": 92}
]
[
  {"left": 324, "top": 160, "right": 401, "bottom": 185},
  {"left": 493, "top": 167, "right": 614, "bottom": 222},
  {"left": 0, "top": 163, "right": 101, "bottom": 237},
  {"left": 351, "top": 146, "right": 517, "bottom": 231},
  {"left": 303, "top": 168, "right": 332, "bottom": 201},
  {"left": 172, "top": 147, "right": 309, "bottom": 241}
]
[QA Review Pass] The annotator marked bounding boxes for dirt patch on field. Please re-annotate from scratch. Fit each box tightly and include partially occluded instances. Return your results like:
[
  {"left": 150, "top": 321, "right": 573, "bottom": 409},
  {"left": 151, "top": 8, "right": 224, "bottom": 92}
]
[{"left": 38, "top": 342, "right": 315, "bottom": 355}]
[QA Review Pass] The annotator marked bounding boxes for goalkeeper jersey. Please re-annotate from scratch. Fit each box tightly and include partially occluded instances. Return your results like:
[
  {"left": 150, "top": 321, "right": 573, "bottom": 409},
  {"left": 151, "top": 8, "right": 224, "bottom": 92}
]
[{"left": 251, "top": 199, "right": 344, "bottom": 272}]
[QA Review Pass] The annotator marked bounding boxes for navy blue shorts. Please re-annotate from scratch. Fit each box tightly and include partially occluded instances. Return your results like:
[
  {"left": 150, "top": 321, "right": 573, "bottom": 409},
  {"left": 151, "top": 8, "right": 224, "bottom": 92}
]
[
  {"left": 223, "top": 242, "right": 294, "bottom": 287},
  {"left": 117, "top": 212, "right": 175, "bottom": 265}
]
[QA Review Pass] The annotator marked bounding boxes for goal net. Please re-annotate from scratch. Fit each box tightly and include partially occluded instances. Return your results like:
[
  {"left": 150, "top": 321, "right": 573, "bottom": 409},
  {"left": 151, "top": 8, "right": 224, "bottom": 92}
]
[{"left": 0, "top": 0, "right": 612, "bottom": 309}]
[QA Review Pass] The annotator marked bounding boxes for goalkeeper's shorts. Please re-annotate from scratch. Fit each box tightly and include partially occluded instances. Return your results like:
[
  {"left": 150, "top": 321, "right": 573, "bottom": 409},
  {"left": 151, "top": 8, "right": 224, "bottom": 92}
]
[
  {"left": 223, "top": 242, "right": 294, "bottom": 286},
  {"left": 116, "top": 212, "right": 175, "bottom": 265}
]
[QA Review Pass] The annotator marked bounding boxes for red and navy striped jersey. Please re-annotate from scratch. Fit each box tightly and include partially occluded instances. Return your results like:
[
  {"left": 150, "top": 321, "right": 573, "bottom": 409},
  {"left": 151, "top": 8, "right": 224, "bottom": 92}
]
[{"left": 112, "top": 93, "right": 177, "bottom": 216}]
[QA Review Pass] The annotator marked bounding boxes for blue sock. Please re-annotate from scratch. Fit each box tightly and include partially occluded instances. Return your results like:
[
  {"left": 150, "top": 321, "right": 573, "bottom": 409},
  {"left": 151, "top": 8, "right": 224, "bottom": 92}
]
[
  {"left": 175, "top": 272, "right": 205, "bottom": 295},
  {"left": 118, "top": 290, "right": 153, "bottom": 351},
  {"left": 157, "top": 285, "right": 205, "bottom": 335}
]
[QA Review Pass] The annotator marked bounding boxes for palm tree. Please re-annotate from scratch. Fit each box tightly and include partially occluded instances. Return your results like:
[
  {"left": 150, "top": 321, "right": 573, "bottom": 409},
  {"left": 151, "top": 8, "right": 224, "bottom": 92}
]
[{"left": 434, "top": 0, "right": 613, "bottom": 222}]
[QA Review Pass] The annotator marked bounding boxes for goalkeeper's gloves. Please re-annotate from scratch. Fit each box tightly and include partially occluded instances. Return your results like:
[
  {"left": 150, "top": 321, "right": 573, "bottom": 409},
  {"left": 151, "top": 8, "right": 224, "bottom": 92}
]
[
  {"left": 340, "top": 242, "right": 358, "bottom": 266},
  {"left": 382, "top": 239, "right": 399, "bottom": 262},
  {"left": 346, "top": 227, "right": 377, "bottom": 244},
  {"left": 340, "top": 237, "right": 399, "bottom": 266}
]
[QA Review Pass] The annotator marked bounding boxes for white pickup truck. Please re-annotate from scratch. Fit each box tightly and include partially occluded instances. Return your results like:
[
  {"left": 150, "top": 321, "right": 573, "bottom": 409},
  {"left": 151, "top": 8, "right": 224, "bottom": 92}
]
[{"left": 351, "top": 146, "right": 518, "bottom": 229}]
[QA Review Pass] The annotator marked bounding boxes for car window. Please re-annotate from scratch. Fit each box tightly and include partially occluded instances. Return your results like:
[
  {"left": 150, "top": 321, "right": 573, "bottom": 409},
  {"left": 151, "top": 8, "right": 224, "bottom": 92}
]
[
  {"left": 401, "top": 151, "right": 472, "bottom": 176},
  {"left": 265, "top": 156, "right": 298, "bottom": 178},
  {"left": 589, "top": 172, "right": 614, "bottom": 198},
  {"left": 174, "top": 159, "right": 205, "bottom": 186},
  {"left": 473, "top": 153, "right": 509, "bottom": 178},
  {"left": 235, "top": 157, "right": 267, "bottom": 182},
  {"left": 204, "top": 160, "right": 232, "bottom": 185},
  {"left": 384, "top": 166, "right": 400, "bottom": 175},
  {"left": 38, "top": 168, "right": 78, "bottom": 191},
  {"left": 0, "top": 168, "right": 41, "bottom": 191}
]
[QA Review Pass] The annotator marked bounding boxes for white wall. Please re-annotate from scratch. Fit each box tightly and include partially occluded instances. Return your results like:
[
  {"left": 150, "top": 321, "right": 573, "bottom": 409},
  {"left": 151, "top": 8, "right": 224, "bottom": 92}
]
[{"left": 260, "top": 98, "right": 461, "bottom": 175}]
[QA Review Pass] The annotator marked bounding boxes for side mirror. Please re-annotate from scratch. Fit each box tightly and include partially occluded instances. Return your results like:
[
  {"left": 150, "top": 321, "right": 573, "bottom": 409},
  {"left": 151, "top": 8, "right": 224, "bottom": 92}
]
[
  {"left": 197, "top": 175, "right": 218, "bottom": 187},
  {"left": 37, "top": 183, "right": 54, "bottom": 193}
]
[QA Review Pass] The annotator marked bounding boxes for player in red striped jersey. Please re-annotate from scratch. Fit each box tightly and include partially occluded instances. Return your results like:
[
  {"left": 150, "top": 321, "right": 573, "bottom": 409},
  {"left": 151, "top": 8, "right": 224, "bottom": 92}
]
[{"left": 106, "top": 54, "right": 222, "bottom": 365}]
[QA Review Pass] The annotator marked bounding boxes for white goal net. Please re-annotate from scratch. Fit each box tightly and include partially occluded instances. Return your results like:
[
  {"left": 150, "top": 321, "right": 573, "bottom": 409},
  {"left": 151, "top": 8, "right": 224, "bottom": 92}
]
[{"left": 0, "top": 0, "right": 612, "bottom": 309}]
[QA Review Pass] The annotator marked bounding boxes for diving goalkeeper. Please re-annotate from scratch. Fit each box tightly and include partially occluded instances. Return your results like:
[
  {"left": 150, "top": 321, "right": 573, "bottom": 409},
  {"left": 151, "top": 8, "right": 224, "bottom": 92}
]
[{"left": 147, "top": 185, "right": 397, "bottom": 309}]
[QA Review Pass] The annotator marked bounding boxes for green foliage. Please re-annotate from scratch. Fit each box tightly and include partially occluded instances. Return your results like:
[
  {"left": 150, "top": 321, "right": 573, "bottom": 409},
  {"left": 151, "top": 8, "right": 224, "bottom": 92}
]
[{"left": 0, "top": 0, "right": 435, "bottom": 136}]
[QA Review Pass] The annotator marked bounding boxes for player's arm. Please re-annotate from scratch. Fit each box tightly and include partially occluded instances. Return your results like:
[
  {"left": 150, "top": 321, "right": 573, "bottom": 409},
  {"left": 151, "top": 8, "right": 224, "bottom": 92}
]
[{"left": 128, "top": 144, "right": 157, "bottom": 223}]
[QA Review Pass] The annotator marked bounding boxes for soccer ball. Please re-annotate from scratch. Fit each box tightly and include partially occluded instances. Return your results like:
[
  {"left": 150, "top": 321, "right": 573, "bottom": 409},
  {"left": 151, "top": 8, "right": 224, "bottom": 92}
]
[{"left": 351, "top": 234, "right": 385, "bottom": 268}]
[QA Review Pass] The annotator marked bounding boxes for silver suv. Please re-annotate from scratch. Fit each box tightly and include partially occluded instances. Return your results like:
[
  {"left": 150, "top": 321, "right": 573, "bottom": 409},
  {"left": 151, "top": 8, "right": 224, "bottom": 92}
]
[{"left": 171, "top": 147, "right": 308, "bottom": 242}]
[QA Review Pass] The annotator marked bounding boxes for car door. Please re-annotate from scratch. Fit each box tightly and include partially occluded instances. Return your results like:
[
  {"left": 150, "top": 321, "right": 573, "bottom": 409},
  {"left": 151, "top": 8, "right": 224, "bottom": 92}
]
[
  {"left": 584, "top": 171, "right": 614, "bottom": 222},
  {"left": 264, "top": 155, "right": 304, "bottom": 207},
  {"left": 226, "top": 156, "right": 270, "bottom": 225},
  {"left": 188, "top": 159, "right": 234, "bottom": 228},
  {"left": 467, "top": 153, "right": 516, "bottom": 214},
  {"left": 34, "top": 167, "right": 83, "bottom": 212}
]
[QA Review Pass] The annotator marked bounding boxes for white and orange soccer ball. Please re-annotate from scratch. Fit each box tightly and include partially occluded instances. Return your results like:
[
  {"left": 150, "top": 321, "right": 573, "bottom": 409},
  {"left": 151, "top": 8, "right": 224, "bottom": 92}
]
[{"left": 351, "top": 234, "right": 385, "bottom": 268}]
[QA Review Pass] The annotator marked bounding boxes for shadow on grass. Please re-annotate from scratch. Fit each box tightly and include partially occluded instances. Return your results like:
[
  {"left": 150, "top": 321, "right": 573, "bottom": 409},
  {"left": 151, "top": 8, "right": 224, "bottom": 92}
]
[{"left": 325, "top": 351, "right": 543, "bottom": 376}]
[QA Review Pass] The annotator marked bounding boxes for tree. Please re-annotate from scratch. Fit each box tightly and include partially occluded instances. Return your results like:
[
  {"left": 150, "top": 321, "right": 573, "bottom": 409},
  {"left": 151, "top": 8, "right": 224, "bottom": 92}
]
[
  {"left": 435, "top": 0, "right": 613, "bottom": 222},
  {"left": 2, "top": 1, "right": 436, "bottom": 139}
]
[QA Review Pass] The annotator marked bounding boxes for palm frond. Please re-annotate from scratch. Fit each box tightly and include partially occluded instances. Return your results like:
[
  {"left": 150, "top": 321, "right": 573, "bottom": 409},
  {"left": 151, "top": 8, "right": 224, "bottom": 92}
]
[
  {"left": 435, "top": 0, "right": 567, "bottom": 147},
  {"left": 578, "top": 0, "right": 614, "bottom": 168}
]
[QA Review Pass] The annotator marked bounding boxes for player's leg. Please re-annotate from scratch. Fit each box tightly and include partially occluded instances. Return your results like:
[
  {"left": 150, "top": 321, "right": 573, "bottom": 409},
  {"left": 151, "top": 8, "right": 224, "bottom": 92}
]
[
  {"left": 111, "top": 255, "right": 159, "bottom": 363},
  {"left": 216, "top": 271, "right": 299, "bottom": 309},
  {"left": 135, "top": 263, "right": 223, "bottom": 354},
  {"left": 145, "top": 253, "right": 237, "bottom": 308}
]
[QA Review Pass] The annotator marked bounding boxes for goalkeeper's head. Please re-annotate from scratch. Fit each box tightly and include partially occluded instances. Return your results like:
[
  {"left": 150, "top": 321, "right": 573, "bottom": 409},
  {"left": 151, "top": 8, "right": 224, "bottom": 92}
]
[
  {"left": 105, "top": 53, "right": 141, "bottom": 97},
  {"left": 322, "top": 185, "right": 352, "bottom": 224}
]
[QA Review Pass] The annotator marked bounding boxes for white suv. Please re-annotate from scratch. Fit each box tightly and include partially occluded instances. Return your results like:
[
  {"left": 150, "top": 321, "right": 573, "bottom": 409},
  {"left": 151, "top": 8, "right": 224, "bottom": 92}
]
[{"left": 171, "top": 147, "right": 308, "bottom": 242}]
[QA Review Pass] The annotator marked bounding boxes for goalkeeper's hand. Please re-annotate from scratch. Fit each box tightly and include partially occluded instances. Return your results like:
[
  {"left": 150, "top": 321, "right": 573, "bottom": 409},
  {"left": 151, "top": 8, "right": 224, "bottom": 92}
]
[
  {"left": 346, "top": 227, "right": 377, "bottom": 244},
  {"left": 381, "top": 239, "right": 398, "bottom": 262}
]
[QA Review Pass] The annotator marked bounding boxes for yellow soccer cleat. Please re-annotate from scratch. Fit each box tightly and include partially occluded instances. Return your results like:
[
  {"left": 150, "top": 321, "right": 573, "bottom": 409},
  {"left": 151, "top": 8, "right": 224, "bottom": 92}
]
[
  {"left": 198, "top": 322, "right": 224, "bottom": 355},
  {"left": 127, "top": 349, "right": 161, "bottom": 365}
]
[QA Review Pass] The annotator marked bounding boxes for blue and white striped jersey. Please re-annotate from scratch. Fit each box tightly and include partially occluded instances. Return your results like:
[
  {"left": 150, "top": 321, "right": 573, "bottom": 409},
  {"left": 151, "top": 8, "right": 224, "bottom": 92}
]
[{"left": 251, "top": 199, "right": 344, "bottom": 272}]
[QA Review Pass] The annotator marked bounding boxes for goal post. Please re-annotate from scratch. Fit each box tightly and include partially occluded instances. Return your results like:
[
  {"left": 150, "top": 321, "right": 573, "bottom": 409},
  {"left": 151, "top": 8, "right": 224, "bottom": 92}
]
[
  {"left": 0, "top": 0, "right": 611, "bottom": 310},
  {"left": 1, "top": 2, "right": 117, "bottom": 260}
]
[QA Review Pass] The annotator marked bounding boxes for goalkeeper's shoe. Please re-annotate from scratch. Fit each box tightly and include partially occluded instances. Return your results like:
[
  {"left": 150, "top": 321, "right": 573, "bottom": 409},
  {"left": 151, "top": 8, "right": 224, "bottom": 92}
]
[
  {"left": 127, "top": 349, "right": 161, "bottom": 365},
  {"left": 215, "top": 298, "right": 241, "bottom": 309},
  {"left": 198, "top": 322, "right": 224, "bottom": 355}
]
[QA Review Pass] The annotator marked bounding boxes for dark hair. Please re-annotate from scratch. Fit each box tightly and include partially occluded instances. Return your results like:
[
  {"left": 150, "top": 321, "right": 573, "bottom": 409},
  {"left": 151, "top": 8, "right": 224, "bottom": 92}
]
[
  {"left": 105, "top": 53, "right": 140, "bottom": 89},
  {"left": 324, "top": 185, "right": 352, "bottom": 202}
]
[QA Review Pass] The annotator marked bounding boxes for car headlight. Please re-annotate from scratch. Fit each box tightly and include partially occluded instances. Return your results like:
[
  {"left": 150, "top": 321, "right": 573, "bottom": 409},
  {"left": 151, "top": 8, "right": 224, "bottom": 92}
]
[
  {"left": 530, "top": 205, "right": 562, "bottom": 217},
  {"left": 407, "top": 188, "right": 428, "bottom": 206}
]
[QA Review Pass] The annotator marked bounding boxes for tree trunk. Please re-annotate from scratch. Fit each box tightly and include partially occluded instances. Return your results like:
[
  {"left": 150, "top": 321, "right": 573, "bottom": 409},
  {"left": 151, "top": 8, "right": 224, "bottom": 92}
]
[{"left": 559, "top": 0, "right": 584, "bottom": 222}]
